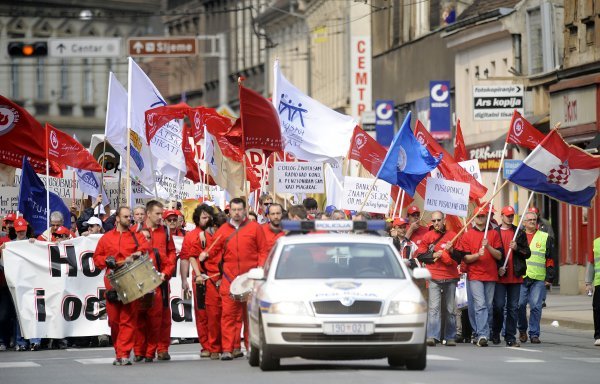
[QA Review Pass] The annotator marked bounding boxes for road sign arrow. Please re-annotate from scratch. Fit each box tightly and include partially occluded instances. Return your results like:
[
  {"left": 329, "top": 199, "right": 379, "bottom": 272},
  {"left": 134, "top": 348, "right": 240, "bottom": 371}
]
[
  {"left": 132, "top": 41, "right": 144, "bottom": 54},
  {"left": 57, "top": 43, "right": 66, "bottom": 53}
]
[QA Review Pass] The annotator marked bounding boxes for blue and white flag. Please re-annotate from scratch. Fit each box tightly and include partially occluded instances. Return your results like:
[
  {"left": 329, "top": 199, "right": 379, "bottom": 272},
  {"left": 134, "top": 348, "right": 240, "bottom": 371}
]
[
  {"left": 508, "top": 129, "right": 600, "bottom": 207},
  {"left": 75, "top": 169, "right": 108, "bottom": 205},
  {"left": 18, "top": 157, "right": 71, "bottom": 236},
  {"left": 376, "top": 112, "right": 441, "bottom": 197},
  {"left": 273, "top": 60, "right": 356, "bottom": 161}
]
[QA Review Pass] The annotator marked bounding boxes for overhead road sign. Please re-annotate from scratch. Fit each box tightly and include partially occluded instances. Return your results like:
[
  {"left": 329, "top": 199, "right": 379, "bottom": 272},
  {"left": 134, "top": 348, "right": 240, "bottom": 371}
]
[
  {"left": 48, "top": 37, "right": 122, "bottom": 58},
  {"left": 128, "top": 37, "right": 198, "bottom": 57}
]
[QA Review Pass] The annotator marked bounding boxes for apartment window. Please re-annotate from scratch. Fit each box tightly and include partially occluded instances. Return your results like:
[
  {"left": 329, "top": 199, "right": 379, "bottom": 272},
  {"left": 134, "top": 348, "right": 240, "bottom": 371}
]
[
  {"left": 568, "top": 25, "right": 578, "bottom": 52},
  {"left": 586, "top": 21, "right": 595, "bottom": 46},
  {"left": 526, "top": 2, "right": 556, "bottom": 75},
  {"left": 10, "top": 62, "right": 19, "bottom": 99},
  {"left": 83, "top": 59, "right": 93, "bottom": 104},
  {"left": 60, "top": 59, "right": 69, "bottom": 101},
  {"left": 36, "top": 58, "right": 45, "bottom": 100}
]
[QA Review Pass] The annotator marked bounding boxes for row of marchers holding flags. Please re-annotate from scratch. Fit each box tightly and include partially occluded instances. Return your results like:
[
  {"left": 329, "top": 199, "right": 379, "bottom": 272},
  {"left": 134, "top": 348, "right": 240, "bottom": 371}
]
[{"left": 0, "top": 56, "right": 600, "bottom": 346}]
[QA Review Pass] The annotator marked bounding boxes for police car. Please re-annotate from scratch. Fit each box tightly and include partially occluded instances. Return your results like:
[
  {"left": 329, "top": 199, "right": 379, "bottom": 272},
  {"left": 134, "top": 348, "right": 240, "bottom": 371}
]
[{"left": 246, "top": 220, "right": 430, "bottom": 371}]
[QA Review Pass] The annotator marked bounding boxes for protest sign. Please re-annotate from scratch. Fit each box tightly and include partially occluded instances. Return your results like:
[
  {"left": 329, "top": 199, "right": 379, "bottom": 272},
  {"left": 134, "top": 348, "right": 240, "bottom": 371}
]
[
  {"left": 341, "top": 176, "right": 391, "bottom": 214},
  {"left": 274, "top": 162, "right": 324, "bottom": 194},
  {"left": 430, "top": 159, "right": 483, "bottom": 185},
  {"left": 424, "top": 177, "right": 470, "bottom": 217},
  {"left": 0, "top": 186, "right": 19, "bottom": 214}
]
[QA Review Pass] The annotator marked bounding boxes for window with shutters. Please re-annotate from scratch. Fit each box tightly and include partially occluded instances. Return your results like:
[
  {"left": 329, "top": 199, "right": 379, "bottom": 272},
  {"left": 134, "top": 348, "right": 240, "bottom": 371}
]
[{"left": 528, "top": 8, "right": 543, "bottom": 74}]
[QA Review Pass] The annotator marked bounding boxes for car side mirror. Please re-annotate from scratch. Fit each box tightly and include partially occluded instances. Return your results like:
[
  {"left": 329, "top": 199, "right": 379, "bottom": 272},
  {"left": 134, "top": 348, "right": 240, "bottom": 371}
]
[
  {"left": 412, "top": 267, "right": 431, "bottom": 280},
  {"left": 247, "top": 267, "right": 265, "bottom": 280}
]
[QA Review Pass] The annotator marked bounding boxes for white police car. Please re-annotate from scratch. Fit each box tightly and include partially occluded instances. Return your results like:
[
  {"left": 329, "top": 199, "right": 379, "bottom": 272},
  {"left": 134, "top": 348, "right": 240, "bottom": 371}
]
[{"left": 246, "top": 220, "right": 430, "bottom": 371}]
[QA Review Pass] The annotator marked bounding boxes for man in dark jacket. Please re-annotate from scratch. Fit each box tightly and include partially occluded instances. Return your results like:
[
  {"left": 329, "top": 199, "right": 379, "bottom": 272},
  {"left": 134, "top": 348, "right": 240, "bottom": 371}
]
[{"left": 491, "top": 206, "right": 531, "bottom": 347}]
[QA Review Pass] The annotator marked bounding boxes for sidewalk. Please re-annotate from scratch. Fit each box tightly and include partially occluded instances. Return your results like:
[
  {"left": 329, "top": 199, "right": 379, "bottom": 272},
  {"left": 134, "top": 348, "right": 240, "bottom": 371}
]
[{"left": 540, "top": 288, "right": 594, "bottom": 331}]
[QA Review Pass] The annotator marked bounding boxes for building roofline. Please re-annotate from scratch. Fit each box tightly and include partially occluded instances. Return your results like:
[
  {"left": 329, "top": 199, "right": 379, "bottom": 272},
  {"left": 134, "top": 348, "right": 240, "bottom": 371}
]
[{"left": 442, "top": 8, "right": 514, "bottom": 36}]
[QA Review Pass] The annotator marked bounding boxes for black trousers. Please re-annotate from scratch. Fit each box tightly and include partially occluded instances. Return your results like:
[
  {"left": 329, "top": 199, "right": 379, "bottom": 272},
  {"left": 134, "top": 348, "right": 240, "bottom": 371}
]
[{"left": 593, "top": 285, "right": 600, "bottom": 340}]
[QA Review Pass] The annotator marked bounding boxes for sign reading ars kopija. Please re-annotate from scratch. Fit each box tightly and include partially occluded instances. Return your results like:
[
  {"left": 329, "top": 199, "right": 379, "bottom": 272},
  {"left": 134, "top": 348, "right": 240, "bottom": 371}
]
[
  {"left": 128, "top": 37, "right": 198, "bottom": 57},
  {"left": 274, "top": 162, "right": 324, "bottom": 194}
]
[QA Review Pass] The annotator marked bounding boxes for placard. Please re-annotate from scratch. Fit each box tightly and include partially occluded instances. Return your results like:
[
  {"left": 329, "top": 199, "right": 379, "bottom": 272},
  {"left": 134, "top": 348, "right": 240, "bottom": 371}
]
[
  {"left": 274, "top": 162, "right": 324, "bottom": 194},
  {"left": 424, "top": 177, "right": 470, "bottom": 217},
  {"left": 430, "top": 159, "right": 483, "bottom": 184},
  {"left": 341, "top": 176, "right": 391, "bottom": 214},
  {"left": 0, "top": 186, "right": 19, "bottom": 214}
]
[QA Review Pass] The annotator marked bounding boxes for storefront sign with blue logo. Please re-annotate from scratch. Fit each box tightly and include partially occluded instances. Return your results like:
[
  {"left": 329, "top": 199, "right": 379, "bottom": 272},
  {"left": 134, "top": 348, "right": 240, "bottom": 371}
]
[
  {"left": 375, "top": 100, "right": 395, "bottom": 147},
  {"left": 503, "top": 159, "right": 523, "bottom": 179},
  {"left": 429, "top": 81, "right": 451, "bottom": 140}
]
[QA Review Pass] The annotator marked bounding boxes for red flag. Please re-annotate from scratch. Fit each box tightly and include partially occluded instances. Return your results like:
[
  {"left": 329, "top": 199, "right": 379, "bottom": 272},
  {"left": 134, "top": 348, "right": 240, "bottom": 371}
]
[
  {"left": 0, "top": 96, "right": 62, "bottom": 176},
  {"left": 506, "top": 110, "right": 546, "bottom": 150},
  {"left": 239, "top": 84, "right": 282, "bottom": 152},
  {"left": 348, "top": 126, "right": 387, "bottom": 176},
  {"left": 46, "top": 124, "right": 102, "bottom": 172},
  {"left": 192, "top": 106, "right": 236, "bottom": 143},
  {"left": 415, "top": 120, "right": 487, "bottom": 200},
  {"left": 145, "top": 102, "right": 190, "bottom": 143},
  {"left": 453, "top": 119, "right": 467, "bottom": 162}
]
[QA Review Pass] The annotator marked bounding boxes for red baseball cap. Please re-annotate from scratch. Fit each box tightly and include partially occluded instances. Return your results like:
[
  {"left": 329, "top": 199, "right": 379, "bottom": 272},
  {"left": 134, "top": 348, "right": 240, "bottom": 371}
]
[
  {"left": 392, "top": 217, "right": 409, "bottom": 227},
  {"left": 55, "top": 226, "right": 71, "bottom": 236},
  {"left": 4, "top": 213, "right": 16, "bottom": 222},
  {"left": 501, "top": 206, "right": 515, "bottom": 216},
  {"left": 476, "top": 204, "right": 495, "bottom": 216},
  {"left": 14, "top": 218, "right": 28, "bottom": 232},
  {"left": 407, "top": 206, "right": 420, "bottom": 215},
  {"left": 162, "top": 210, "right": 178, "bottom": 219},
  {"left": 527, "top": 207, "right": 539, "bottom": 215}
]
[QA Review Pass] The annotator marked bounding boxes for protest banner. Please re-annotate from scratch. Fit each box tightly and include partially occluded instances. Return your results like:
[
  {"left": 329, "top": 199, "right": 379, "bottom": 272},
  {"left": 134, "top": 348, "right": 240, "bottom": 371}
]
[
  {"left": 430, "top": 159, "right": 483, "bottom": 185},
  {"left": 3, "top": 235, "right": 197, "bottom": 338},
  {"left": 274, "top": 161, "right": 324, "bottom": 194},
  {"left": 0, "top": 186, "right": 19, "bottom": 214},
  {"left": 341, "top": 176, "right": 391, "bottom": 214},
  {"left": 14, "top": 169, "right": 81, "bottom": 200},
  {"left": 424, "top": 177, "right": 471, "bottom": 217}
]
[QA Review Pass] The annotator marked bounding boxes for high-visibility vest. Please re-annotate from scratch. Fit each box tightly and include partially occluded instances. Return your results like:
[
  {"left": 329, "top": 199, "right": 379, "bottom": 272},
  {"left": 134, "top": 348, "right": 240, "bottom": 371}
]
[
  {"left": 594, "top": 237, "right": 600, "bottom": 287},
  {"left": 526, "top": 231, "right": 549, "bottom": 281}
]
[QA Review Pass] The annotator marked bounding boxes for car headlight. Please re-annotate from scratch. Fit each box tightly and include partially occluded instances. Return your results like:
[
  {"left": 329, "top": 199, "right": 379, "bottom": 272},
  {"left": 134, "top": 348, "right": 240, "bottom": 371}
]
[
  {"left": 387, "top": 300, "right": 427, "bottom": 315},
  {"left": 268, "top": 301, "right": 313, "bottom": 316}
]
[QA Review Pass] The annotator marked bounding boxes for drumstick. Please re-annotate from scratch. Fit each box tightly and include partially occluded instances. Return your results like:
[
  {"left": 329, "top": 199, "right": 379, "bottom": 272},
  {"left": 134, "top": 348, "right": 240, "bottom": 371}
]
[{"left": 200, "top": 234, "right": 222, "bottom": 257}]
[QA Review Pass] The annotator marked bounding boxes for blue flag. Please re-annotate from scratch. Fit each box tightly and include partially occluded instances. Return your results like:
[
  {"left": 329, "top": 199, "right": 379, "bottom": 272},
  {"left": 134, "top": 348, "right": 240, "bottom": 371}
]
[
  {"left": 376, "top": 112, "right": 442, "bottom": 197},
  {"left": 18, "top": 157, "right": 71, "bottom": 236}
]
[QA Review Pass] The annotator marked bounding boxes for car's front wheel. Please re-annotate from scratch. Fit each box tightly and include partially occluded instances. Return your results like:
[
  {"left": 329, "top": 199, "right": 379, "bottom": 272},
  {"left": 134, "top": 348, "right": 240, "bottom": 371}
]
[
  {"left": 258, "top": 319, "right": 280, "bottom": 371},
  {"left": 248, "top": 341, "right": 259, "bottom": 367},
  {"left": 387, "top": 354, "right": 405, "bottom": 368},
  {"left": 405, "top": 344, "right": 427, "bottom": 371}
]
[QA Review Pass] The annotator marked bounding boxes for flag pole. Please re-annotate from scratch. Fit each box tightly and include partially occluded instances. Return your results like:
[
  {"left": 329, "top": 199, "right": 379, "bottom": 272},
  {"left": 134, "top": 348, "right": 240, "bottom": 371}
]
[
  {"left": 449, "top": 179, "right": 510, "bottom": 245},
  {"left": 483, "top": 141, "right": 508, "bottom": 239},
  {"left": 501, "top": 192, "right": 535, "bottom": 271},
  {"left": 358, "top": 177, "right": 379, "bottom": 212},
  {"left": 99, "top": 136, "right": 107, "bottom": 200},
  {"left": 45, "top": 123, "right": 50, "bottom": 231},
  {"left": 392, "top": 189, "right": 405, "bottom": 219}
]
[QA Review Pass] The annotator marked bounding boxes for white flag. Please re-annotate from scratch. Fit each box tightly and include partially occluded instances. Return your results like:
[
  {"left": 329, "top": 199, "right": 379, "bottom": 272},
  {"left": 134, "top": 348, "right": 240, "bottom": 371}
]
[
  {"left": 273, "top": 60, "right": 357, "bottom": 161},
  {"left": 128, "top": 58, "right": 186, "bottom": 182},
  {"left": 325, "top": 164, "right": 343, "bottom": 210},
  {"left": 104, "top": 72, "right": 128, "bottom": 165}
]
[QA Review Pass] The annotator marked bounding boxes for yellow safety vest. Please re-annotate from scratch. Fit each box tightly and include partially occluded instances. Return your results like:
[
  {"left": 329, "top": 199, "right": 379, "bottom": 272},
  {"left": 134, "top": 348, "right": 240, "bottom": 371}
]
[
  {"left": 594, "top": 237, "right": 600, "bottom": 287},
  {"left": 526, "top": 231, "right": 549, "bottom": 281}
]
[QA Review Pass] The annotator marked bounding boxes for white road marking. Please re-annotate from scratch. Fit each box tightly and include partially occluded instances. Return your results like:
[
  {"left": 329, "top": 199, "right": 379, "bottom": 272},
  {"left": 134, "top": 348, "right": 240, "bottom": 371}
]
[
  {"left": 0, "top": 362, "right": 41, "bottom": 368},
  {"left": 563, "top": 357, "right": 600, "bottom": 363},
  {"left": 66, "top": 347, "right": 113, "bottom": 352},
  {"left": 427, "top": 354, "right": 460, "bottom": 361},
  {"left": 169, "top": 354, "right": 201, "bottom": 361},
  {"left": 75, "top": 358, "right": 115, "bottom": 365},
  {"left": 506, "top": 347, "right": 542, "bottom": 353},
  {"left": 505, "top": 358, "right": 545, "bottom": 363}
]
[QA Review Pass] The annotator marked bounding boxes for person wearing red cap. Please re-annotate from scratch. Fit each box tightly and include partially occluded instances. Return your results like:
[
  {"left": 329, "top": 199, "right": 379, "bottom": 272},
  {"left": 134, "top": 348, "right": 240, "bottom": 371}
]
[
  {"left": 416, "top": 211, "right": 460, "bottom": 346},
  {"left": 163, "top": 209, "right": 185, "bottom": 237},
  {"left": 491, "top": 206, "right": 531, "bottom": 347},
  {"left": 135, "top": 200, "right": 176, "bottom": 362},
  {"left": 406, "top": 206, "right": 429, "bottom": 247},
  {"left": 453, "top": 205, "right": 503, "bottom": 347},
  {"left": 93, "top": 206, "right": 152, "bottom": 365},
  {"left": 200, "top": 197, "right": 267, "bottom": 360},
  {"left": 180, "top": 204, "right": 218, "bottom": 359}
]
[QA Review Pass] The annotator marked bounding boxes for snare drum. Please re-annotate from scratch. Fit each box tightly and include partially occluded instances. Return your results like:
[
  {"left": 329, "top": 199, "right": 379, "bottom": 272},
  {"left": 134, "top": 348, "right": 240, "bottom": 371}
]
[
  {"left": 108, "top": 255, "right": 162, "bottom": 304},
  {"left": 229, "top": 272, "right": 253, "bottom": 302}
]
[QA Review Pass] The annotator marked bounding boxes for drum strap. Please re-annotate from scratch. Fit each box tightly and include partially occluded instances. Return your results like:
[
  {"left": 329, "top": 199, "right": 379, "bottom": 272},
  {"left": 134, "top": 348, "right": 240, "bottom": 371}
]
[{"left": 220, "top": 221, "right": 250, "bottom": 282}]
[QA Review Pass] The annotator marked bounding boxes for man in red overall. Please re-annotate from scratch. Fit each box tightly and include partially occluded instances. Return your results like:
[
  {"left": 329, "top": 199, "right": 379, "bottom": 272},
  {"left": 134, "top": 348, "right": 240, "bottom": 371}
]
[
  {"left": 141, "top": 200, "right": 177, "bottom": 361},
  {"left": 200, "top": 198, "right": 267, "bottom": 361},
  {"left": 262, "top": 203, "right": 284, "bottom": 253},
  {"left": 93, "top": 207, "right": 152, "bottom": 366},
  {"left": 180, "top": 204, "right": 219, "bottom": 359}
]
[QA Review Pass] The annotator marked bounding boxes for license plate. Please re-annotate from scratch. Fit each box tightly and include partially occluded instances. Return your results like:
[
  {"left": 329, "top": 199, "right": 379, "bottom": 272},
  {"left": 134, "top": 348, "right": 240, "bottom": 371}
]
[{"left": 323, "top": 322, "right": 374, "bottom": 335}]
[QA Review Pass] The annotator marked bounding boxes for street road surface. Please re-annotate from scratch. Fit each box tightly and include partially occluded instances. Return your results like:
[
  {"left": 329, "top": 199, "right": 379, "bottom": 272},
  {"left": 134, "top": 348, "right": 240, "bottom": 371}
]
[{"left": 1, "top": 325, "right": 598, "bottom": 384}]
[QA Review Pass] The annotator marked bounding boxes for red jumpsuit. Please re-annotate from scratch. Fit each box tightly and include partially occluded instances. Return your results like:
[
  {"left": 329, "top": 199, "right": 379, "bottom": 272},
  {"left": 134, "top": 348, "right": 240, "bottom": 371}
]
[
  {"left": 134, "top": 225, "right": 176, "bottom": 358},
  {"left": 210, "top": 219, "right": 267, "bottom": 353},
  {"left": 93, "top": 228, "right": 151, "bottom": 359},
  {"left": 262, "top": 223, "right": 285, "bottom": 254},
  {"left": 179, "top": 227, "right": 214, "bottom": 353}
]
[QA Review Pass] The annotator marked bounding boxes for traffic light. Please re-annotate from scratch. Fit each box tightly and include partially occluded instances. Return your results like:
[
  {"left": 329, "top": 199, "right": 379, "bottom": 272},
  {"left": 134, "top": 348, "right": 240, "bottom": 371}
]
[{"left": 7, "top": 41, "right": 48, "bottom": 57}]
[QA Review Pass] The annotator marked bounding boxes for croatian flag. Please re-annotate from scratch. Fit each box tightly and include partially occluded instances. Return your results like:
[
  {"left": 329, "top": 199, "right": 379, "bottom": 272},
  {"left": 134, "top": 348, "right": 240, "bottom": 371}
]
[{"left": 508, "top": 129, "right": 600, "bottom": 207}]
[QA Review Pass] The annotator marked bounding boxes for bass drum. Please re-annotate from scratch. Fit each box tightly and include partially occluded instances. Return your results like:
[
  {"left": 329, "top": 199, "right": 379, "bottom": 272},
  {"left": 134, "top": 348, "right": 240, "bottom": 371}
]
[
  {"left": 108, "top": 255, "right": 162, "bottom": 304},
  {"left": 229, "top": 272, "right": 253, "bottom": 302}
]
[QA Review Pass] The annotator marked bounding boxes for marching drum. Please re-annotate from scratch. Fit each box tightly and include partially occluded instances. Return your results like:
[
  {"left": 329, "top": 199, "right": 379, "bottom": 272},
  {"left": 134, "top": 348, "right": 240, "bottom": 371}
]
[
  {"left": 108, "top": 255, "right": 162, "bottom": 304},
  {"left": 229, "top": 272, "right": 253, "bottom": 302}
]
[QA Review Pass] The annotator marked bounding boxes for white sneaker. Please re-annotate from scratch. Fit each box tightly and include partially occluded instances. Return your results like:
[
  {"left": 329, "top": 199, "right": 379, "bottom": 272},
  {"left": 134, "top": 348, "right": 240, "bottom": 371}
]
[{"left": 594, "top": 339, "right": 600, "bottom": 346}]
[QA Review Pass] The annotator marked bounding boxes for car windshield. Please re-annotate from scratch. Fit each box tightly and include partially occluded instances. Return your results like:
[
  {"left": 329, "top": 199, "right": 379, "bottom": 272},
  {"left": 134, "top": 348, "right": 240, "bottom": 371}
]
[{"left": 275, "top": 242, "right": 405, "bottom": 279}]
